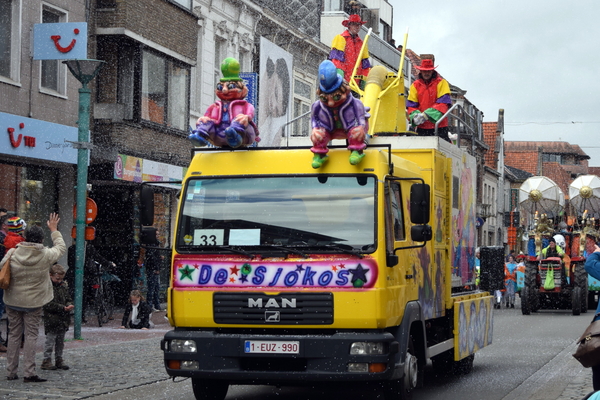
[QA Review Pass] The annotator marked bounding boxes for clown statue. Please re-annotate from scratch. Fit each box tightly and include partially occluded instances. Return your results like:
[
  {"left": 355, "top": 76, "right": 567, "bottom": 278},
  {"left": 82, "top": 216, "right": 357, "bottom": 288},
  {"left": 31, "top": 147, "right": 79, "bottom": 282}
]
[
  {"left": 310, "top": 60, "right": 368, "bottom": 169},
  {"left": 189, "top": 57, "right": 259, "bottom": 148}
]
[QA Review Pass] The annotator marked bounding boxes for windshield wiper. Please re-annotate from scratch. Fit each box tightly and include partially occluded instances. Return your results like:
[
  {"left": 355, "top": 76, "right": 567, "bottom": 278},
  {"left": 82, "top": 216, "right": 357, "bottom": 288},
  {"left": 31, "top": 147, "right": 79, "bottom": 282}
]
[
  {"left": 317, "top": 244, "right": 365, "bottom": 258},
  {"left": 189, "top": 245, "right": 256, "bottom": 259},
  {"left": 263, "top": 245, "right": 309, "bottom": 258}
]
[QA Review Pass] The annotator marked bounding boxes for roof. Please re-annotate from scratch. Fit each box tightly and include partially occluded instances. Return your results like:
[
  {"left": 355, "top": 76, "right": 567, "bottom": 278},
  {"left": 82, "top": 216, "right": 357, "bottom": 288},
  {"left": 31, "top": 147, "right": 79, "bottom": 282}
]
[
  {"left": 504, "top": 141, "right": 590, "bottom": 159},
  {"left": 505, "top": 165, "right": 533, "bottom": 181}
]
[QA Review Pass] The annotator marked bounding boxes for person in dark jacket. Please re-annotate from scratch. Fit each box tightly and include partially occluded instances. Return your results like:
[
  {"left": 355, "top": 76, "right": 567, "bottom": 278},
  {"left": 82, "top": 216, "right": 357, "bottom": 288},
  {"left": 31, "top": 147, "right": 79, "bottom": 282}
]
[
  {"left": 140, "top": 227, "right": 163, "bottom": 311},
  {"left": 41, "top": 264, "right": 74, "bottom": 371},
  {"left": 119, "top": 290, "right": 152, "bottom": 329}
]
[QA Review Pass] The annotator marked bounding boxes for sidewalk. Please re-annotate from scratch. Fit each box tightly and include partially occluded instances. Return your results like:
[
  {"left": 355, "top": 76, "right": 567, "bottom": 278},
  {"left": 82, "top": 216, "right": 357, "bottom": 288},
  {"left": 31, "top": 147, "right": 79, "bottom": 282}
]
[{"left": 0, "top": 307, "right": 173, "bottom": 399}]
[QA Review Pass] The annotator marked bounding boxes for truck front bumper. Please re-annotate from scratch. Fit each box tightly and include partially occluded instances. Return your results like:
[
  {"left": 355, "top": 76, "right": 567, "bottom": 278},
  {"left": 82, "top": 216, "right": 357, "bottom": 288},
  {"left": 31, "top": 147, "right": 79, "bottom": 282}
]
[{"left": 161, "top": 329, "right": 400, "bottom": 384}]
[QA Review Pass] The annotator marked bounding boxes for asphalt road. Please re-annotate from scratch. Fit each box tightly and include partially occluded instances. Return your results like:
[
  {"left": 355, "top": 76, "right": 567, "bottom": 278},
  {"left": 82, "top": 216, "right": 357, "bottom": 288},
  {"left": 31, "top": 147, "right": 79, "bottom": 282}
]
[{"left": 91, "top": 302, "right": 594, "bottom": 400}]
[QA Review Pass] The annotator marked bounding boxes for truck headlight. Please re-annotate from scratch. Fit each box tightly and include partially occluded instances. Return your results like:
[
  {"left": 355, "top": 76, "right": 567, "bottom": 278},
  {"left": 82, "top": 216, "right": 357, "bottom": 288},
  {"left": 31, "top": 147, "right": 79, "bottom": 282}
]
[
  {"left": 350, "top": 342, "right": 384, "bottom": 355},
  {"left": 170, "top": 339, "right": 197, "bottom": 353}
]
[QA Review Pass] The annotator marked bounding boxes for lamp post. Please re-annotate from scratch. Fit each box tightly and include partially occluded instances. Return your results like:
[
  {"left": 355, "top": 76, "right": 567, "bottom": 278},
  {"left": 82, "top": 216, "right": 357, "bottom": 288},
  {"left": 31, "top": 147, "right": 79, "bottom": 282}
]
[{"left": 63, "top": 59, "right": 105, "bottom": 339}]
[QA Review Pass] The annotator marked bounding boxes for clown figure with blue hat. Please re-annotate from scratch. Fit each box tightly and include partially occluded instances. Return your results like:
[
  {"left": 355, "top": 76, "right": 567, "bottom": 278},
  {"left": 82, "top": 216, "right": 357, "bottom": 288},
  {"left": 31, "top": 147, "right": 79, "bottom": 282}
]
[
  {"left": 310, "top": 60, "right": 368, "bottom": 169},
  {"left": 189, "top": 57, "right": 259, "bottom": 148}
]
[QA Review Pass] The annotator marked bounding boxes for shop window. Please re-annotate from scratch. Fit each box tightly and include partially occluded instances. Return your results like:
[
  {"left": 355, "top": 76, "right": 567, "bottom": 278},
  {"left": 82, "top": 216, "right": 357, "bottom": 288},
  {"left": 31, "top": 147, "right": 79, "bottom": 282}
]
[
  {"left": 141, "top": 49, "right": 190, "bottom": 131},
  {"left": 0, "top": 0, "right": 21, "bottom": 82}
]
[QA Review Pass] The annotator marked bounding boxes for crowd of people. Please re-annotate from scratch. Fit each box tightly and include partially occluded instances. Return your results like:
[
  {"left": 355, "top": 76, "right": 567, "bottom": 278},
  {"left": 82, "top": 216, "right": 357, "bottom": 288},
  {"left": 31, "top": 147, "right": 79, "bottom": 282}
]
[{"left": 0, "top": 208, "right": 163, "bottom": 382}]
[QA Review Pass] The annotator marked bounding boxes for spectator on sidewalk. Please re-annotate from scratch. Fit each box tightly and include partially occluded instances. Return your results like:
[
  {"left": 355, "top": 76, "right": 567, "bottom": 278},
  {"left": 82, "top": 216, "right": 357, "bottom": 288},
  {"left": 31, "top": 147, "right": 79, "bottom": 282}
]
[
  {"left": 140, "top": 227, "right": 163, "bottom": 312},
  {"left": 41, "top": 264, "right": 74, "bottom": 371},
  {"left": 119, "top": 290, "right": 152, "bottom": 330},
  {"left": 2, "top": 213, "right": 66, "bottom": 383}
]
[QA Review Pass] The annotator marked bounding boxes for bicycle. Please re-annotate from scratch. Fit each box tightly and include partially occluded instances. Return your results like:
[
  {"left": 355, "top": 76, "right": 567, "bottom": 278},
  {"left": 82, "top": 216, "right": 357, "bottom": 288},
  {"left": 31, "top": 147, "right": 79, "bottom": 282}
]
[{"left": 90, "top": 261, "right": 121, "bottom": 327}]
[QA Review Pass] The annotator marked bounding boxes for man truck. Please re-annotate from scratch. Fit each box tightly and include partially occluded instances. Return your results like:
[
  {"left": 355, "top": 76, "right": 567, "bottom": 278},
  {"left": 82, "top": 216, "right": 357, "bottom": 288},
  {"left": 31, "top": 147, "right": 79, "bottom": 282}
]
[{"left": 146, "top": 38, "right": 493, "bottom": 400}]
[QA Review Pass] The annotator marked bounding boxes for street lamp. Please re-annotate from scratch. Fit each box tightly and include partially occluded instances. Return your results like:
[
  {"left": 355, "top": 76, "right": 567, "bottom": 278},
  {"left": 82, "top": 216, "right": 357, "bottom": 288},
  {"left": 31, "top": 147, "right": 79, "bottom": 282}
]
[{"left": 63, "top": 59, "right": 105, "bottom": 339}]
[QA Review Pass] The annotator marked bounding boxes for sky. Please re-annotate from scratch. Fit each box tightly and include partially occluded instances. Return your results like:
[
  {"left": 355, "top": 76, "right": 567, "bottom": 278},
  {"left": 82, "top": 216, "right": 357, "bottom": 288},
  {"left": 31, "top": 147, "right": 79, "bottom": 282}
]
[{"left": 392, "top": 0, "right": 600, "bottom": 166}]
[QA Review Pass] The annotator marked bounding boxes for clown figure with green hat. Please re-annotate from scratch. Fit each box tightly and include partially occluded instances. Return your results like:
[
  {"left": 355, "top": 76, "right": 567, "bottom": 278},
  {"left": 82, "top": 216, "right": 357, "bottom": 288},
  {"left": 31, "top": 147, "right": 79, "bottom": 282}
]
[
  {"left": 189, "top": 58, "right": 259, "bottom": 148},
  {"left": 310, "top": 60, "right": 368, "bottom": 169}
]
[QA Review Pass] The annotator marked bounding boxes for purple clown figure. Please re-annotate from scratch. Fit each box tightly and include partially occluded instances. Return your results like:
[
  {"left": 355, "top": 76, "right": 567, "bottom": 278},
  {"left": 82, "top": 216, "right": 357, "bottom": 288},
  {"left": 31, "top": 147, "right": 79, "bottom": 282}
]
[
  {"left": 189, "top": 57, "right": 259, "bottom": 148},
  {"left": 310, "top": 60, "right": 368, "bottom": 169}
]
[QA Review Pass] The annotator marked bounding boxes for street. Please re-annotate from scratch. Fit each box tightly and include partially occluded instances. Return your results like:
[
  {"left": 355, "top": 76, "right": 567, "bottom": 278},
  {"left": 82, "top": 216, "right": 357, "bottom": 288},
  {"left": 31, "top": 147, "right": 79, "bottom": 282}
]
[{"left": 85, "top": 303, "right": 594, "bottom": 400}]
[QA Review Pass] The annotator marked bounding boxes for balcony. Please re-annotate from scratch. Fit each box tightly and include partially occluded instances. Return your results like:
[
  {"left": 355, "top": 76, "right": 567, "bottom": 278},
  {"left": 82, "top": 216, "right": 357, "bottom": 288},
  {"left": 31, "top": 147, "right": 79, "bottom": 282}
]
[{"left": 477, "top": 203, "right": 494, "bottom": 218}]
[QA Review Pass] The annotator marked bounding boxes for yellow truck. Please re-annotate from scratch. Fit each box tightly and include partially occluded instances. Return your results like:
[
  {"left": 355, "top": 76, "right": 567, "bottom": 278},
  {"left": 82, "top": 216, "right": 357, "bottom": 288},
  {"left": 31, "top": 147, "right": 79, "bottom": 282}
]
[{"left": 148, "top": 43, "right": 493, "bottom": 400}]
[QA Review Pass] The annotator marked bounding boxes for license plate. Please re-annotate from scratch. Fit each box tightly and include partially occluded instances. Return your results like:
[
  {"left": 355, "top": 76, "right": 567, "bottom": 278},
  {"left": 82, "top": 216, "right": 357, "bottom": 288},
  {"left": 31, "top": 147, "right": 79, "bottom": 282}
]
[{"left": 244, "top": 340, "right": 300, "bottom": 354}]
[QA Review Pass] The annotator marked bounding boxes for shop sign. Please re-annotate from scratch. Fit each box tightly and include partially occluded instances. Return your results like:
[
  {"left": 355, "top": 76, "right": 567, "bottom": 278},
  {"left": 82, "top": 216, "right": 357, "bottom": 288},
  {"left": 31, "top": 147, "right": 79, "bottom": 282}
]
[
  {"left": 0, "top": 112, "right": 78, "bottom": 164},
  {"left": 114, "top": 154, "right": 184, "bottom": 184},
  {"left": 33, "top": 22, "right": 88, "bottom": 60}
]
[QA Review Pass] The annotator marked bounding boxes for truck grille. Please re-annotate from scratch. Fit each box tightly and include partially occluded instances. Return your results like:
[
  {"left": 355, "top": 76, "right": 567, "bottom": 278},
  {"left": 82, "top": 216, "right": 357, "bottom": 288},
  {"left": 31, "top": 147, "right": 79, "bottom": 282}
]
[{"left": 213, "top": 292, "right": 333, "bottom": 325}]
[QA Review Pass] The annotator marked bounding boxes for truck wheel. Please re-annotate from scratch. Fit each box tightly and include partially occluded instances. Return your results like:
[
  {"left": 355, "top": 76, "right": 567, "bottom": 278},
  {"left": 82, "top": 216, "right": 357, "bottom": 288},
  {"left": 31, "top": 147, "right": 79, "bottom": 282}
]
[
  {"left": 572, "top": 286, "right": 582, "bottom": 316},
  {"left": 383, "top": 336, "right": 418, "bottom": 400},
  {"left": 521, "top": 286, "right": 531, "bottom": 315},
  {"left": 589, "top": 292, "right": 598, "bottom": 310},
  {"left": 191, "top": 379, "right": 228, "bottom": 400}
]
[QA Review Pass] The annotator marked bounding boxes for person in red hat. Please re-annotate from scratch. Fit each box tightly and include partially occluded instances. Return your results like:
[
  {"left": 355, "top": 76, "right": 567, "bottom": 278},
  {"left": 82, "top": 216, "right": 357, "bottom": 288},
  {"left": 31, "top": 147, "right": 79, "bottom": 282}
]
[
  {"left": 407, "top": 57, "right": 452, "bottom": 142},
  {"left": 328, "top": 14, "right": 372, "bottom": 85}
]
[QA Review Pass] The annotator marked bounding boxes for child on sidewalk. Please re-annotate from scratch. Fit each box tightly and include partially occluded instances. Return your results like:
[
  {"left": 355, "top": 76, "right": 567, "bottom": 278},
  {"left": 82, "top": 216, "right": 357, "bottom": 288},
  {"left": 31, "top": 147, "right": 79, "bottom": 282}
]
[
  {"left": 41, "top": 264, "right": 74, "bottom": 370},
  {"left": 119, "top": 290, "right": 152, "bottom": 330}
]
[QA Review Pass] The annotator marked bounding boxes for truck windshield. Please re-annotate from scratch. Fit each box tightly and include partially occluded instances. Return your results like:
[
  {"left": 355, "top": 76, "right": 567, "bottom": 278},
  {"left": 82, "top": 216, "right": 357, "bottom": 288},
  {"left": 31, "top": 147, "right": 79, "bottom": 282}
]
[{"left": 176, "top": 175, "right": 376, "bottom": 254}]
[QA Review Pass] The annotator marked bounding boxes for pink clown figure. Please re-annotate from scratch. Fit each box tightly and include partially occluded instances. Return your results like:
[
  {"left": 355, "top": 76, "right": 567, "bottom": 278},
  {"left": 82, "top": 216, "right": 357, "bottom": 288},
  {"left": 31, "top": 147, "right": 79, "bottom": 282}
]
[
  {"left": 188, "top": 57, "right": 259, "bottom": 148},
  {"left": 310, "top": 60, "right": 368, "bottom": 169}
]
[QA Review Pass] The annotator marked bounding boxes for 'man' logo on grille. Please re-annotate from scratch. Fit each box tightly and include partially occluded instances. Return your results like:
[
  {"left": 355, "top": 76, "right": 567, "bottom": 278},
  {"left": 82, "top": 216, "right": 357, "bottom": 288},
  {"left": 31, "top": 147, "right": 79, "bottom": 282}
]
[{"left": 248, "top": 298, "right": 297, "bottom": 308}]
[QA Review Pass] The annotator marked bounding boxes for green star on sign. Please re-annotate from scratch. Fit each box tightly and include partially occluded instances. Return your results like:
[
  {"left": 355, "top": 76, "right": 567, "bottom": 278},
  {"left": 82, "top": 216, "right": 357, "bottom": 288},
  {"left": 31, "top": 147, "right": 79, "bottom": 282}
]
[{"left": 179, "top": 265, "right": 195, "bottom": 281}]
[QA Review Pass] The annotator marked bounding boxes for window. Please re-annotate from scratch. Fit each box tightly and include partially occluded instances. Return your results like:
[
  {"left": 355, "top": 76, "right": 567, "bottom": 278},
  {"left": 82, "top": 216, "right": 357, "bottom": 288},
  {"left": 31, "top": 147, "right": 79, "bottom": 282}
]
[
  {"left": 291, "top": 78, "right": 313, "bottom": 137},
  {"left": 40, "top": 5, "right": 66, "bottom": 95},
  {"left": 214, "top": 39, "right": 227, "bottom": 84},
  {"left": 542, "top": 153, "right": 562, "bottom": 163},
  {"left": 169, "top": 0, "right": 191, "bottom": 9},
  {"left": 386, "top": 181, "right": 405, "bottom": 242},
  {"left": 323, "top": 0, "right": 343, "bottom": 11},
  {"left": 141, "top": 49, "right": 190, "bottom": 131},
  {"left": 0, "top": 0, "right": 20, "bottom": 82}
]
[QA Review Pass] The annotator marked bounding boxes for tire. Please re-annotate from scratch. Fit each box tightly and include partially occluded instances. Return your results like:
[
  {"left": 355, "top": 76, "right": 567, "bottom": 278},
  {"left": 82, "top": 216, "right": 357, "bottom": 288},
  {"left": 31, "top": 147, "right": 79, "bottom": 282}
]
[
  {"left": 572, "top": 286, "right": 582, "bottom": 316},
  {"left": 191, "top": 379, "right": 228, "bottom": 400},
  {"left": 383, "top": 335, "right": 418, "bottom": 400},
  {"left": 574, "top": 263, "right": 589, "bottom": 313},
  {"left": 525, "top": 262, "right": 540, "bottom": 312},
  {"left": 521, "top": 286, "right": 531, "bottom": 315},
  {"left": 589, "top": 292, "right": 598, "bottom": 310}
]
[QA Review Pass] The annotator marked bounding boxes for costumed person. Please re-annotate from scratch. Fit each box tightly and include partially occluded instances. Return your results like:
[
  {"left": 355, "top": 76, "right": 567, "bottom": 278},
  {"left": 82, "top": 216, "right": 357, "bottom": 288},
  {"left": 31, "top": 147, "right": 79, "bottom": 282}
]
[
  {"left": 584, "top": 244, "right": 600, "bottom": 391},
  {"left": 188, "top": 57, "right": 259, "bottom": 148},
  {"left": 328, "top": 14, "right": 371, "bottom": 86},
  {"left": 406, "top": 56, "right": 452, "bottom": 142},
  {"left": 504, "top": 255, "right": 518, "bottom": 308},
  {"left": 474, "top": 248, "right": 481, "bottom": 289},
  {"left": 310, "top": 60, "right": 368, "bottom": 169},
  {"left": 4, "top": 216, "right": 26, "bottom": 250},
  {"left": 515, "top": 253, "right": 526, "bottom": 293}
]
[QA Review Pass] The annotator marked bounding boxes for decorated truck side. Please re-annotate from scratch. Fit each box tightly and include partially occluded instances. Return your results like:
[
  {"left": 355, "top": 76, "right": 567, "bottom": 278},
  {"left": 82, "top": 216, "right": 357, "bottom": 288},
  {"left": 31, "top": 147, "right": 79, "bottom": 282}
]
[{"left": 149, "top": 34, "right": 493, "bottom": 400}]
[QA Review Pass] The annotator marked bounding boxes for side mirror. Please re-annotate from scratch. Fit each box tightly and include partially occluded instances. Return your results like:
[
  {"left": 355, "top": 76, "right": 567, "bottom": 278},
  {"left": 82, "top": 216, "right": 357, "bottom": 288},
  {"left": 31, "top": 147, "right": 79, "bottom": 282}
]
[
  {"left": 140, "top": 186, "right": 155, "bottom": 227},
  {"left": 410, "top": 183, "right": 430, "bottom": 224},
  {"left": 386, "top": 254, "right": 399, "bottom": 267},
  {"left": 411, "top": 225, "right": 432, "bottom": 242}
]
